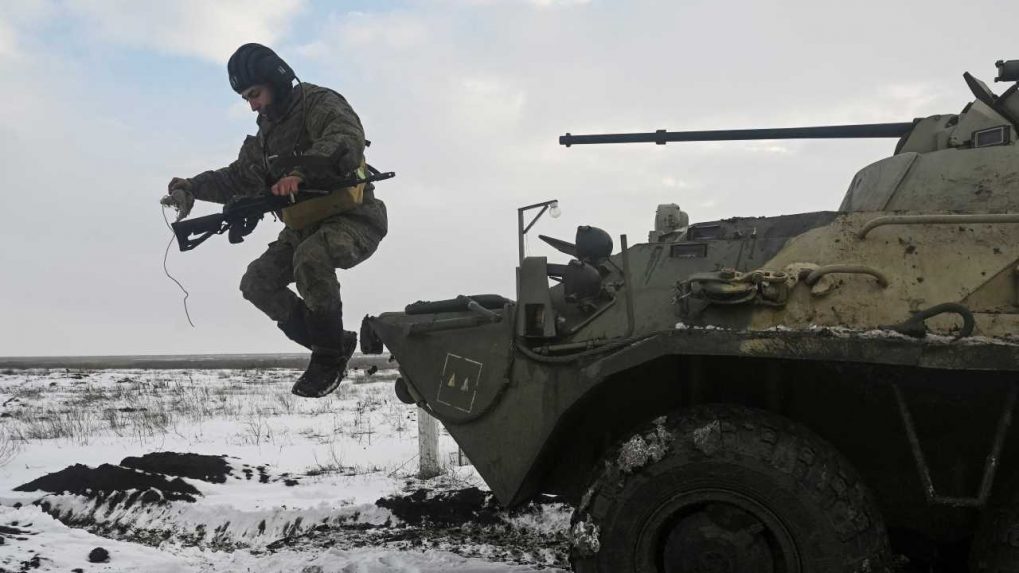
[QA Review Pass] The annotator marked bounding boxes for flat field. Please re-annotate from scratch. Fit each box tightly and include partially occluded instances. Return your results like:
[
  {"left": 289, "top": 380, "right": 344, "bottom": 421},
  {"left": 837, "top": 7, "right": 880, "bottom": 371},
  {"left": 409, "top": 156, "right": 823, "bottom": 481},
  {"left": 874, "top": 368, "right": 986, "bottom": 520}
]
[{"left": 0, "top": 364, "right": 570, "bottom": 573}]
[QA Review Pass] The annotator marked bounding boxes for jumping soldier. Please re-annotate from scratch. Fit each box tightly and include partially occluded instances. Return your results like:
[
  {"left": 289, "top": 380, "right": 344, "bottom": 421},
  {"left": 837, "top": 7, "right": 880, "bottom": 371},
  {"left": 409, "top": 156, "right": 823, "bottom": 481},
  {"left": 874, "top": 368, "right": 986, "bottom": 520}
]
[{"left": 161, "top": 43, "right": 387, "bottom": 398}]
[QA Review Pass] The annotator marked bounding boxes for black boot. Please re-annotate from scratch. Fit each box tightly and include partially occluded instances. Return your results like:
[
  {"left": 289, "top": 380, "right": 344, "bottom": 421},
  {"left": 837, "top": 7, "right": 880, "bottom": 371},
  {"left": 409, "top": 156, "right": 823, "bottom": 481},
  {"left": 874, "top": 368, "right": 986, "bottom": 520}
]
[
  {"left": 277, "top": 300, "right": 313, "bottom": 350},
  {"left": 291, "top": 349, "right": 345, "bottom": 397},
  {"left": 341, "top": 329, "right": 358, "bottom": 356},
  {"left": 291, "top": 309, "right": 358, "bottom": 398}
]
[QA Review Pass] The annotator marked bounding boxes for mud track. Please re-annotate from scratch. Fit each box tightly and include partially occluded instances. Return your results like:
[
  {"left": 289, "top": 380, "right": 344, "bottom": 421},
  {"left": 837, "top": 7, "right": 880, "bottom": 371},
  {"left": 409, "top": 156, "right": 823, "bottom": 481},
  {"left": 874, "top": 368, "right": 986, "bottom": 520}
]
[
  {"left": 13, "top": 453, "right": 572, "bottom": 570},
  {"left": 271, "top": 487, "right": 570, "bottom": 569}
]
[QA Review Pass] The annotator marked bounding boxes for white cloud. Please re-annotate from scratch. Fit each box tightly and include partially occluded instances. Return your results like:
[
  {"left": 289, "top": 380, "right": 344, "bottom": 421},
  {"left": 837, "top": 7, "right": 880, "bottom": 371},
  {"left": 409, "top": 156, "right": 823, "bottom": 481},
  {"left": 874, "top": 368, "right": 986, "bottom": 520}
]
[
  {"left": 660, "top": 176, "right": 691, "bottom": 189},
  {"left": 7, "top": 0, "right": 57, "bottom": 21},
  {"left": 228, "top": 99, "right": 254, "bottom": 121},
  {"left": 0, "top": 0, "right": 59, "bottom": 60},
  {"left": 327, "top": 10, "right": 430, "bottom": 51},
  {"left": 451, "top": 76, "right": 528, "bottom": 131},
  {"left": 528, "top": 0, "right": 591, "bottom": 7},
  {"left": 768, "top": 82, "right": 950, "bottom": 127},
  {"left": 833, "top": 83, "right": 947, "bottom": 123},
  {"left": 65, "top": 0, "right": 305, "bottom": 62},
  {"left": 0, "top": 21, "right": 18, "bottom": 60},
  {"left": 440, "top": 0, "right": 590, "bottom": 6},
  {"left": 742, "top": 142, "right": 792, "bottom": 154}
]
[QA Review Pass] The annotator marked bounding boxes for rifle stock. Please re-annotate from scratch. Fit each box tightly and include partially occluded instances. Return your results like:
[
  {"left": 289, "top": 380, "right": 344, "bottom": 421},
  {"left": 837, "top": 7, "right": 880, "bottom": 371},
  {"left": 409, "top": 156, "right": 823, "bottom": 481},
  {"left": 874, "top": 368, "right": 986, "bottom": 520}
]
[{"left": 172, "top": 212, "right": 231, "bottom": 251}]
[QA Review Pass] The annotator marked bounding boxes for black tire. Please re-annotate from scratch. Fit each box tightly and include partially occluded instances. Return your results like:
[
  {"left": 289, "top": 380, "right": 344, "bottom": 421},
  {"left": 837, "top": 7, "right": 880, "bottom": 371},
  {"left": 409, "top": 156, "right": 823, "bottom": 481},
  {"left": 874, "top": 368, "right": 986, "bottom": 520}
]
[{"left": 569, "top": 404, "right": 892, "bottom": 573}]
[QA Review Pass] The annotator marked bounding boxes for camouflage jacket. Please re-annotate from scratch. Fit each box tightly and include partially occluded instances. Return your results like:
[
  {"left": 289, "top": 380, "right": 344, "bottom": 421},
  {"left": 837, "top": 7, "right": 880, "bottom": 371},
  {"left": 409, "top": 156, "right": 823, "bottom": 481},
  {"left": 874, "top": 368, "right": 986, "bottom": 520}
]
[{"left": 189, "top": 83, "right": 386, "bottom": 234}]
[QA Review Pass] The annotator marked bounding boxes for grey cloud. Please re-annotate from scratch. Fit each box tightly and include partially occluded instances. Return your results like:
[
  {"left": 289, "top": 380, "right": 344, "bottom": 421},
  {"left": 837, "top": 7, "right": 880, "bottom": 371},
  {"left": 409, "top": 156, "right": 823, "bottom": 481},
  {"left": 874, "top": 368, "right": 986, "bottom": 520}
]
[{"left": 3, "top": 0, "right": 1019, "bottom": 355}]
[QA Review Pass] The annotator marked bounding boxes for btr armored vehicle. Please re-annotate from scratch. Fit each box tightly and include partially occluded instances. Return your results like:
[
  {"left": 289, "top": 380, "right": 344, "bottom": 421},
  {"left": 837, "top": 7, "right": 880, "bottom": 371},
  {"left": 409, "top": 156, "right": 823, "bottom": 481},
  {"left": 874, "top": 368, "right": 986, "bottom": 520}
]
[{"left": 362, "top": 60, "right": 1019, "bottom": 572}]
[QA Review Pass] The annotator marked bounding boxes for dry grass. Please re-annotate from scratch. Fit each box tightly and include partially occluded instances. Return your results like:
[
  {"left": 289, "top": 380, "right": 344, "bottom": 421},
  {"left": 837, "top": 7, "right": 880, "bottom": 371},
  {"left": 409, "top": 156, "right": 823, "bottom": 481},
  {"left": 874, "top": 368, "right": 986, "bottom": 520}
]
[
  {"left": 0, "top": 427, "right": 19, "bottom": 467},
  {"left": 0, "top": 368, "right": 404, "bottom": 452}
]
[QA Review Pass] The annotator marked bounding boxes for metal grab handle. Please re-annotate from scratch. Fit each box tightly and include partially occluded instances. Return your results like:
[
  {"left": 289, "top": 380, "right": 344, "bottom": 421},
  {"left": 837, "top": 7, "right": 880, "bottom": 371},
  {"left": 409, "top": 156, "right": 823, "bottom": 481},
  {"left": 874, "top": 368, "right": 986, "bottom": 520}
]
[
  {"left": 882, "top": 302, "right": 975, "bottom": 339},
  {"left": 802, "top": 264, "right": 889, "bottom": 287},
  {"left": 858, "top": 213, "right": 1019, "bottom": 239},
  {"left": 407, "top": 315, "right": 492, "bottom": 335},
  {"left": 456, "top": 295, "right": 501, "bottom": 322},
  {"left": 892, "top": 383, "right": 1017, "bottom": 507}
]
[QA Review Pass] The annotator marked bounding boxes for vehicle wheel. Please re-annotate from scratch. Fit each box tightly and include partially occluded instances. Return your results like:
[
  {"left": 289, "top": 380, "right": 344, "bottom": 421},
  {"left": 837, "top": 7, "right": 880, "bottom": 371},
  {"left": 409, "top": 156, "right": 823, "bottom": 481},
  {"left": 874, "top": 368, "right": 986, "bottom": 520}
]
[{"left": 569, "top": 404, "right": 891, "bottom": 573}]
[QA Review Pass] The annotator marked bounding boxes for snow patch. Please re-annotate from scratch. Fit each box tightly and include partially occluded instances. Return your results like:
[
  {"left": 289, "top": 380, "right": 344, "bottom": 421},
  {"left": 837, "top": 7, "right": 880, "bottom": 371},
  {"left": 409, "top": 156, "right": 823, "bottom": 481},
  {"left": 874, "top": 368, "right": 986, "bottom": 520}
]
[
  {"left": 0, "top": 369, "right": 571, "bottom": 571},
  {"left": 692, "top": 420, "right": 722, "bottom": 455},
  {"left": 676, "top": 320, "right": 1019, "bottom": 348},
  {"left": 568, "top": 519, "right": 600, "bottom": 557},
  {"left": 616, "top": 416, "right": 672, "bottom": 474},
  {"left": 0, "top": 504, "right": 190, "bottom": 572}
]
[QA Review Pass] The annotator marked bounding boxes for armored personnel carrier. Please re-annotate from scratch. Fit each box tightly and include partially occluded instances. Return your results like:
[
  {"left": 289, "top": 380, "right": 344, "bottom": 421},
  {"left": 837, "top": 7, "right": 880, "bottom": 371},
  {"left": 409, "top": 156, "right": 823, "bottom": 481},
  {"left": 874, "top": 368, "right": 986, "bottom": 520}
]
[{"left": 362, "top": 60, "right": 1019, "bottom": 572}]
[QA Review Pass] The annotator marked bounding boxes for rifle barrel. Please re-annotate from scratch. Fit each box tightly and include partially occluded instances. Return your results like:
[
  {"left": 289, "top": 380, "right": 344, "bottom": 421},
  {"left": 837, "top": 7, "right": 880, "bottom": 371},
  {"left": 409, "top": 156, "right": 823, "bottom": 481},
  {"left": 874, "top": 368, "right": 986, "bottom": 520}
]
[{"left": 559, "top": 122, "right": 916, "bottom": 147}]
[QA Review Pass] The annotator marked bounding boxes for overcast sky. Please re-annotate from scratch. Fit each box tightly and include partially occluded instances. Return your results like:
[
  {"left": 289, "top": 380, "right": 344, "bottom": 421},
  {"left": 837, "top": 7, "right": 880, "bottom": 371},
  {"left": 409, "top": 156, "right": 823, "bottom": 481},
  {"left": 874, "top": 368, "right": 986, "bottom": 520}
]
[{"left": 1, "top": 0, "right": 1017, "bottom": 356}]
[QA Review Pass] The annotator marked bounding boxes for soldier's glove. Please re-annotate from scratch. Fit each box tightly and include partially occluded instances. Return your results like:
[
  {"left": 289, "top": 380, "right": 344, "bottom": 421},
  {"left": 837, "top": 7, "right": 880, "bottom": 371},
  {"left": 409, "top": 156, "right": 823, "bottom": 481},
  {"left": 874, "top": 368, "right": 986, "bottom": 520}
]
[{"left": 161, "top": 178, "right": 195, "bottom": 221}]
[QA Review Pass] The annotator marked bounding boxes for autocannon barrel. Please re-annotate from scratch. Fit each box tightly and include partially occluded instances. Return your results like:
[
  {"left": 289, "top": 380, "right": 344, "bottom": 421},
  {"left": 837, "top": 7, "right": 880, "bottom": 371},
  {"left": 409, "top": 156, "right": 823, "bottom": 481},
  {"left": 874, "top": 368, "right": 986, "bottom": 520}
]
[{"left": 559, "top": 122, "right": 915, "bottom": 147}]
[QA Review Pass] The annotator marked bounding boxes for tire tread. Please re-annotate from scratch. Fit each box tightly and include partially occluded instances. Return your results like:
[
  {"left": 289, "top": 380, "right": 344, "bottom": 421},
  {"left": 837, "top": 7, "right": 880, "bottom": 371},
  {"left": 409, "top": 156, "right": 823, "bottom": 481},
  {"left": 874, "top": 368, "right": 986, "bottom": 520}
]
[{"left": 570, "top": 404, "right": 891, "bottom": 572}]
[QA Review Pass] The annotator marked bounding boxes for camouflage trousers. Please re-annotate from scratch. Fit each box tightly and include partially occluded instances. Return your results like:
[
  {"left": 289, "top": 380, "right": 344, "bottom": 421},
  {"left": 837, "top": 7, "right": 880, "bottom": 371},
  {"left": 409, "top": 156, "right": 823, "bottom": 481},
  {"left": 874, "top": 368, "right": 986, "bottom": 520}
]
[{"left": 239, "top": 212, "right": 384, "bottom": 323}]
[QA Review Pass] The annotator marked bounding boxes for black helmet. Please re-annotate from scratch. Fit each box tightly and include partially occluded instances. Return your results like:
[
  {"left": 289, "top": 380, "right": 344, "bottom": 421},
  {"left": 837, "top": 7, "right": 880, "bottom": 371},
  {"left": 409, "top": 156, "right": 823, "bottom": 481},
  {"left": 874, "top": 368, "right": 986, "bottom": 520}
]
[{"left": 227, "top": 43, "right": 296, "bottom": 94}]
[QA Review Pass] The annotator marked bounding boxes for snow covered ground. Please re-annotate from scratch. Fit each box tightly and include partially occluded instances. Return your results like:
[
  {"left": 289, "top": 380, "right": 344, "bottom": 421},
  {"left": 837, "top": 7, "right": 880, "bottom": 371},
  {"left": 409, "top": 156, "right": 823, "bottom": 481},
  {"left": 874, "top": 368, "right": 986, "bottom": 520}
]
[{"left": 0, "top": 365, "right": 571, "bottom": 572}]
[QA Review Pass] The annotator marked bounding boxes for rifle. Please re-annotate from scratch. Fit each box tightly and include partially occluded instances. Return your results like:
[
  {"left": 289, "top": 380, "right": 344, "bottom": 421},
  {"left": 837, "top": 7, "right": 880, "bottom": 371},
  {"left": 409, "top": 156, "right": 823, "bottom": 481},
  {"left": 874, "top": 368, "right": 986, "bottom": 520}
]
[{"left": 171, "top": 167, "right": 395, "bottom": 252}]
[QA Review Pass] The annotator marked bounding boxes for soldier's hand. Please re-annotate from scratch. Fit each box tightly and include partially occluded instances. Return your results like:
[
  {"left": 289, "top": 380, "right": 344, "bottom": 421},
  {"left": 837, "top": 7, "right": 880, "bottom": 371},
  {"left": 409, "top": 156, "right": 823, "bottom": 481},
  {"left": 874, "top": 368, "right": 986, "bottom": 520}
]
[
  {"left": 161, "top": 179, "right": 195, "bottom": 221},
  {"left": 167, "top": 177, "right": 192, "bottom": 193},
  {"left": 271, "top": 175, "right": 302, "bottom": 196}
]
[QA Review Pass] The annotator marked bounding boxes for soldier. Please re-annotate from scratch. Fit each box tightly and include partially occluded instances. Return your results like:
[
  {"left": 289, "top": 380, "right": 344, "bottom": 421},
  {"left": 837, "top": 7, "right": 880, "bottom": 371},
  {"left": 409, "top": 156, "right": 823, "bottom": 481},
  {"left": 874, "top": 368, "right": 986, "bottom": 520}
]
[{"left": 161, "top": 43, "right": 387, "bottom": 398}]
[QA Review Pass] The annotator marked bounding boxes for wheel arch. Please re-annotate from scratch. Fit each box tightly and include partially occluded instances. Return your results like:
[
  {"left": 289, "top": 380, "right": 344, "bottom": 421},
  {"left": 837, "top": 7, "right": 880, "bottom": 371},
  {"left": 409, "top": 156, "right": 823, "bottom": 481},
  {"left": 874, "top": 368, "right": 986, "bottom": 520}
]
[
  {"left": 535, "top": 351, "right": 897, "bottom": 501},
  {"left": 533, "top": 346, "right": 1019, "bottom": 529}
]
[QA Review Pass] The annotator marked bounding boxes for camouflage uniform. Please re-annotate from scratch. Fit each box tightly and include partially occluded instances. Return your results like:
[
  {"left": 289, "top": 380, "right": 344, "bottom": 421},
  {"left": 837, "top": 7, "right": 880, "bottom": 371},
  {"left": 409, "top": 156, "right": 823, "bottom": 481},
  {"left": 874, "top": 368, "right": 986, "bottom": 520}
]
[{"left": 188, "top": 83, "right": 387, "bottom": 322}]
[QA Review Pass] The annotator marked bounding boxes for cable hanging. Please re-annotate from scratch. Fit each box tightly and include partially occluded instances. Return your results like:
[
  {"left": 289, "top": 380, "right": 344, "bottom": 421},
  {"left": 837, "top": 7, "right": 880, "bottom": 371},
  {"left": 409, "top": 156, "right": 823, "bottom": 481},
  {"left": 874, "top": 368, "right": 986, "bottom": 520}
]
[{"left": 161, "top": 206, "right": 195, "bottom": 327}]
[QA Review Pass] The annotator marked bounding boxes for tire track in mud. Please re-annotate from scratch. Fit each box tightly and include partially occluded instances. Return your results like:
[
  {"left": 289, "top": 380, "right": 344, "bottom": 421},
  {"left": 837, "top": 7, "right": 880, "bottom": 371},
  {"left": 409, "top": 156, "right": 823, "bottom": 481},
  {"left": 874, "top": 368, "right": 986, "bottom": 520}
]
[
  {"left": 267, "top": 488, "right": 571, "bottom": 569},
  {"left": 12, "top": 453, "right": 572, "bottom": 570}
]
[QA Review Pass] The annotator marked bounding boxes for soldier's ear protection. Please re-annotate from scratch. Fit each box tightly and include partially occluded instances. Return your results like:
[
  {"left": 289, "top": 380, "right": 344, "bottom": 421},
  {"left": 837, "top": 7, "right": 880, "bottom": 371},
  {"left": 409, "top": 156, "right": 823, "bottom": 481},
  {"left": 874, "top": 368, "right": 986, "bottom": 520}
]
[{"left": 262, "top": 55, "right": 296, "bottom": 87}]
